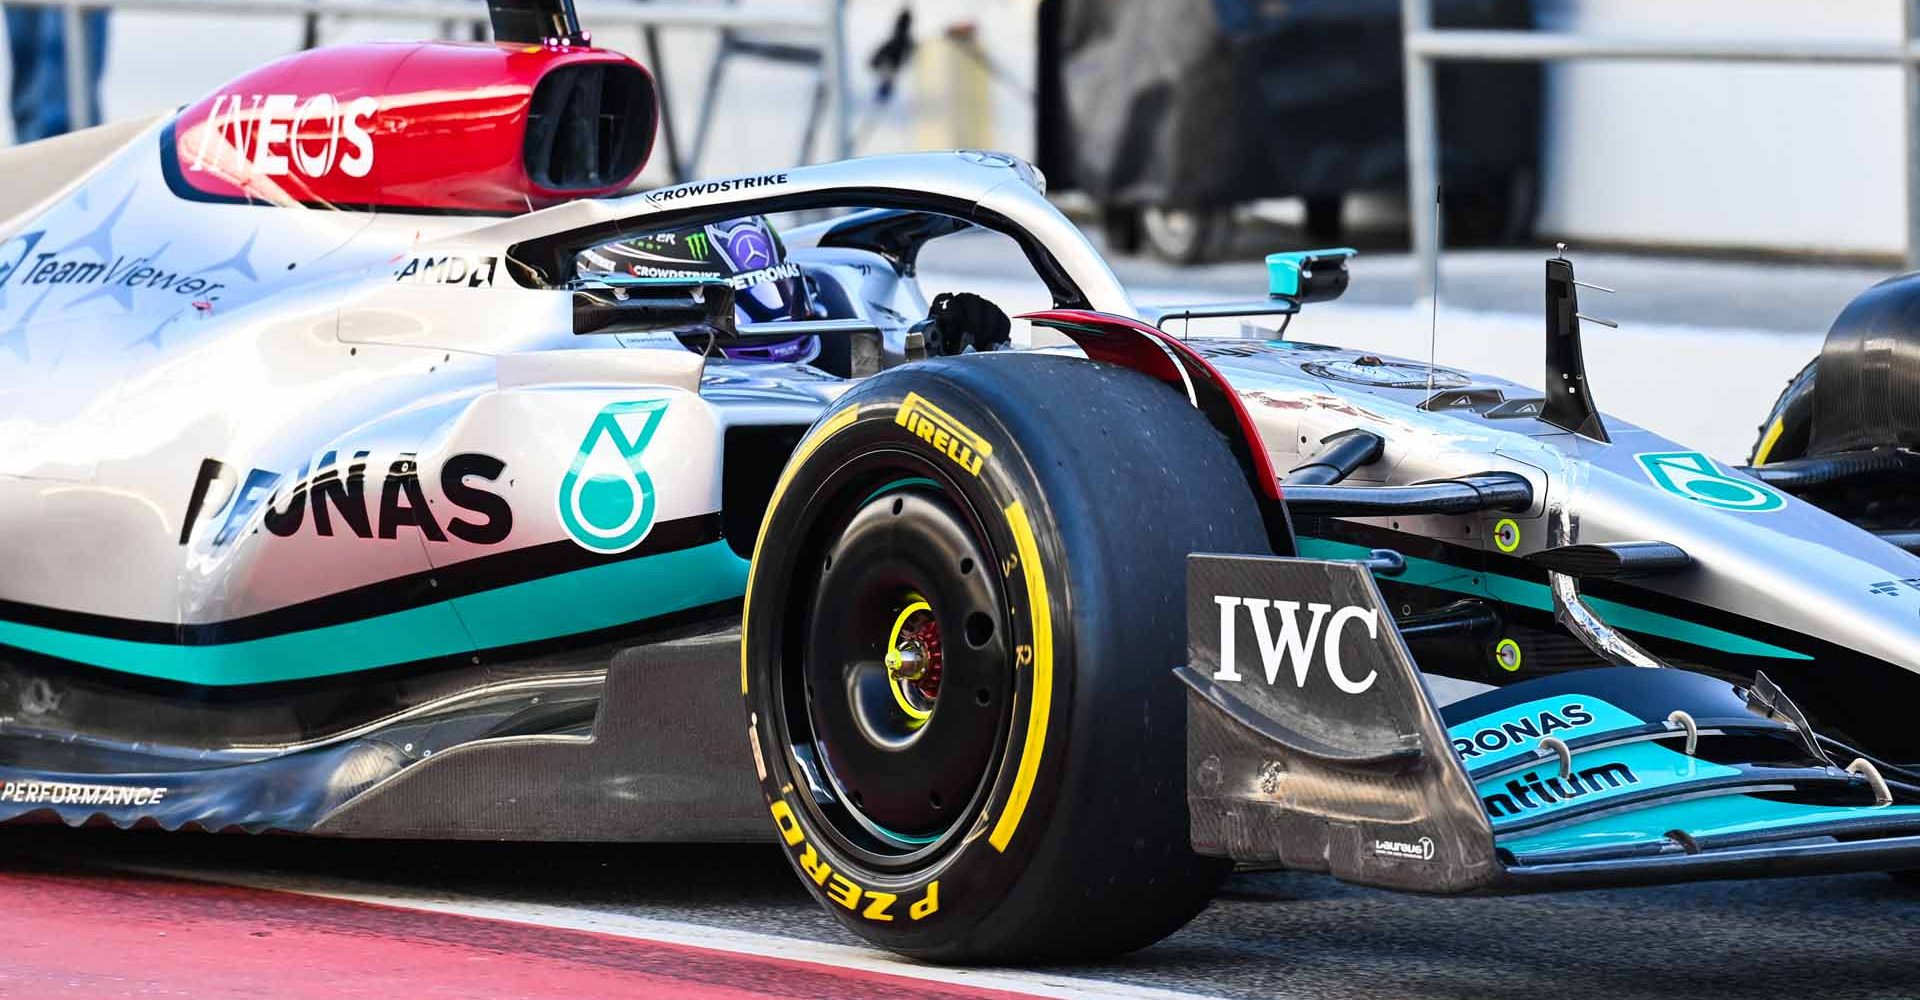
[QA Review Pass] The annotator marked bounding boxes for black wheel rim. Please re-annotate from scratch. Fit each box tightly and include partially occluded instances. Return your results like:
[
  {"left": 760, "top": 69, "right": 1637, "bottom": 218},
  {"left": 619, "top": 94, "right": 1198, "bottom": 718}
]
[{"left": 781, "top": 458, "right": 1013, "bottom": 869}]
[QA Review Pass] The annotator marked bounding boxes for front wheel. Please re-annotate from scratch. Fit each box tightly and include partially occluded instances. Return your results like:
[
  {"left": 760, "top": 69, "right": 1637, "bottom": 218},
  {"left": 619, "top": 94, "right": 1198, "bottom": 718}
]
[
  {"left": 1750, "top": 357, "right": 1819, "bottom": 466},
  {"left": 741, "top": 353, "right": 1270, "bottom": 962}
]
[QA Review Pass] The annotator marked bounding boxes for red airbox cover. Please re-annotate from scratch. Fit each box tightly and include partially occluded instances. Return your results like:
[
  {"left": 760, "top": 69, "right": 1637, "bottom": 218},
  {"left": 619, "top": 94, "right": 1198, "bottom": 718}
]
[{"left": 167, "top": 41, "right": 656, "bottom": 214}]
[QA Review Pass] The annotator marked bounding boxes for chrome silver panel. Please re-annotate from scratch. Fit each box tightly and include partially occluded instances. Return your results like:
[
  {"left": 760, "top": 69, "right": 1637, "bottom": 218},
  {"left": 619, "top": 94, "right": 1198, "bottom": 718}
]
[{"left": 1197, "top": 338, "right": 1920, "bottom": 677}]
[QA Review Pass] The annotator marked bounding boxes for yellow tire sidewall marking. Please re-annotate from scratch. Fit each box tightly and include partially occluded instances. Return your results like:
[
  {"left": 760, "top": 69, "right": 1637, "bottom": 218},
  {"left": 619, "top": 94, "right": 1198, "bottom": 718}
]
[
  {"left": 1753, "top": 417, "right": 1787, "bottom": 467},
  {"left": 742, "top": 405, "right": 861, "bottom": 694},
  {"left": 745, "top": 400, "right": 1056, "bottom": 859},
  {"left": 989, "top": 500, "right": 1052, "bottom": 853}
]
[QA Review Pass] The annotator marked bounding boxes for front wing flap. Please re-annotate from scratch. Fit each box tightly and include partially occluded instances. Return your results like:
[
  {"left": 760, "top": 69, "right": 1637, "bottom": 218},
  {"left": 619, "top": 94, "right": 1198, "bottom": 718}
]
[
  {"left": 1180, "top": 555, "right": 1500, "bottom": 892},
  {"left": 1181, "top": 554, "right": 1920, "bottom": 893}
]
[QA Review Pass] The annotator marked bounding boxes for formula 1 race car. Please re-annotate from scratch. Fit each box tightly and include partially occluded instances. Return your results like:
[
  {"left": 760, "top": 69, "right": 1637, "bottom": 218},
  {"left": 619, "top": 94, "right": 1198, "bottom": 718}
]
[{"left": 2, "top": 0, "right": 1919, "bottom": 966}]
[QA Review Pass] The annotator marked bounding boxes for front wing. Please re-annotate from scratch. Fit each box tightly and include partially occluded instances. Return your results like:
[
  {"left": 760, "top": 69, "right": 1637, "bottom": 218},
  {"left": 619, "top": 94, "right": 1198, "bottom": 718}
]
[{"left": 1181, "top": 555, "right": 1920, "bottom": 891}]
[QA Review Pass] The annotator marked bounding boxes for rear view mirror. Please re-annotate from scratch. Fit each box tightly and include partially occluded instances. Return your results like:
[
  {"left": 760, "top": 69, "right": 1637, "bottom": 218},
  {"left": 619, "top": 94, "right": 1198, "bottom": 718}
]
[
  {"left": 1267, "top": 248, "right": 1356, "bottom": 304},
  {"left": 573, "top": 278, "right": 737, "bottom": 337}
]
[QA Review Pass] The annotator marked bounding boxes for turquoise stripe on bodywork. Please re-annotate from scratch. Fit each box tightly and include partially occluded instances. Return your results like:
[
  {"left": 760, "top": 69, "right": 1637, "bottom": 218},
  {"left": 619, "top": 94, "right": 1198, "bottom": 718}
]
[
  {"left": 0, "top": 541, "right": 749, "bottom": 687},
  {"left": 1500, "top": 794, "right": 1920, "bottom": 856},
  {"left": 457, "top": 542, "right": 747, "bottom": 651},
  {"left": 1295, "top": 536, "right": 1810, "bottom": 660},
  {"left": 1452, "top": 698, "right": 1920, "bottom": 854}
]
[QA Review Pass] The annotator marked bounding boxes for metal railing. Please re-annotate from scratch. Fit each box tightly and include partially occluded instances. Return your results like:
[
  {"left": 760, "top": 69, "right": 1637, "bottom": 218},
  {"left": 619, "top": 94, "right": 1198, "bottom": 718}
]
[
  {"left": 1401, "top": 0, "right": 1920, "bottom": 302},
  {"left": 20, "top": 0, "right": 850, "bottom": 180}
]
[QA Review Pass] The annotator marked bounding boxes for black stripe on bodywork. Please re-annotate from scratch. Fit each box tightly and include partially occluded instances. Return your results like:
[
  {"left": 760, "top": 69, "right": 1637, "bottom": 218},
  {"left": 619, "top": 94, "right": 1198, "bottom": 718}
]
[{"left": 0, "top": 513, "right": 725, "bottom": 646}]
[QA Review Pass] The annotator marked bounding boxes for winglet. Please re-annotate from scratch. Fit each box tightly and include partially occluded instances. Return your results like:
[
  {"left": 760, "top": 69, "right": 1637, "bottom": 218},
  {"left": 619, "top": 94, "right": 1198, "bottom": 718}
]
[{"left": 1542, "top": 252, "right": 1610, "bottom": 442}]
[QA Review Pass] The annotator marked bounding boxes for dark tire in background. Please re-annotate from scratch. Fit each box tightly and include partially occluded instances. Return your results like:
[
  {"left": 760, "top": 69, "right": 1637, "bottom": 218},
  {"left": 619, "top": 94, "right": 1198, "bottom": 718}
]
[
  {"left": 741, "top": 353, "right": 1270, "bottom": 962},
  {"left": 1141, "top": 205, "right": 1233, "bottom": 265},
  {"left": 1102, "top": 202, "right": 1144, "bottom": 255},
  {"left": 1441, "top": 169, "right": 1536, "bottom": 247},
  {"left": 1304, "top": 195, "right": 1343, "bottom": 245}
]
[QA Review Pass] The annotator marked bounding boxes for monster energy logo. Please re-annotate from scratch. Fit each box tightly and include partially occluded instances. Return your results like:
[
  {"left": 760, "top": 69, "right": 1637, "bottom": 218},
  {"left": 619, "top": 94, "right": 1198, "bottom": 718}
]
[
  {"left": 557, "top": 400, "right": 669, "bottom": 554},
  {"left": 685, "top": 231, "right": 710, "bottom": 260}
]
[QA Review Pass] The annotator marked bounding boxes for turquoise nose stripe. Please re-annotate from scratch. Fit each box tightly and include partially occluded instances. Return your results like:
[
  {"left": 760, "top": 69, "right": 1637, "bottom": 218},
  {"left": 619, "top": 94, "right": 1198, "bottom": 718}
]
[{"left": 1294, "top": 536, "right": 1810, "bottom": 661}]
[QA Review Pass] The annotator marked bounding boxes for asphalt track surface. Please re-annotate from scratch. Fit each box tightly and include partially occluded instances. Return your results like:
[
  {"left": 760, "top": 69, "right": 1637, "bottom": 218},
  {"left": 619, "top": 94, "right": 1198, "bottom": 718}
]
[{"left": 1, "top": 827, "right": 1915, "bottom": 999}]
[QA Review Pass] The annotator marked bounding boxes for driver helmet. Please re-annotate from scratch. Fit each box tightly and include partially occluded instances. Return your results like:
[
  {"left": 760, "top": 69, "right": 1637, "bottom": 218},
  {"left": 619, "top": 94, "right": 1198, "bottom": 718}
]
[{"left": 576, "top": 215, "right": 819, "bottom": 364}]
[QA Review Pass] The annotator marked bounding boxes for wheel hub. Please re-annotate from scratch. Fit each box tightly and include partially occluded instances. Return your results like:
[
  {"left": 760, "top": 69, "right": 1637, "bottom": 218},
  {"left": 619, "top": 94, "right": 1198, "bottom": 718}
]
[
  {"left": 885, "top": 600, "right": 944, "bottom": 721},
  {"left": 792, "top": 481, "right": 1012, "bottom": 859}
]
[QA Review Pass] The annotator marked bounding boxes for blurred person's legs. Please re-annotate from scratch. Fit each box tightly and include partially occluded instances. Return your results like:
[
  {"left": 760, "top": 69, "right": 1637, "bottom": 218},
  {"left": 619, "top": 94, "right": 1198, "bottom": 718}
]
[
  {"left": 5, "top": 6, "right": 49, "bottom": 140},
  {"left": 4, "top": 5, "right": 107, "bottom": 142}
]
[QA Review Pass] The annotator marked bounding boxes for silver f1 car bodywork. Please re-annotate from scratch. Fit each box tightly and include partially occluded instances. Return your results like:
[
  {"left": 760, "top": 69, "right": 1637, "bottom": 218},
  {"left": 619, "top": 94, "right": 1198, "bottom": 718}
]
[
  {"left": 2, "top": 3, "right": 1918, "bottom": 958},
  {"left": 0, "top": 127, "right": 1134, "bottom": 834}
]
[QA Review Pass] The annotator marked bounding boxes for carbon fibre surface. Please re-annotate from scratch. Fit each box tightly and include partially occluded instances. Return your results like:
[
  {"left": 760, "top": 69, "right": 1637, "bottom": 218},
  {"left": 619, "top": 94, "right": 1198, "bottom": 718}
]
[
  {"left": 316, "top": 625, "right": 764, "bottom": 841},
  {"left": 1181, "top": 555, "right": 1499, "bottom": 892}
]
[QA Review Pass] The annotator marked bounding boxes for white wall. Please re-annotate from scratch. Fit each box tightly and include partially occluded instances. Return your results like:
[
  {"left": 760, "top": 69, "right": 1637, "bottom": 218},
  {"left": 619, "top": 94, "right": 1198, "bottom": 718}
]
[{"left": 1536, "top": 0, "right": 1906, "bottom": 255}]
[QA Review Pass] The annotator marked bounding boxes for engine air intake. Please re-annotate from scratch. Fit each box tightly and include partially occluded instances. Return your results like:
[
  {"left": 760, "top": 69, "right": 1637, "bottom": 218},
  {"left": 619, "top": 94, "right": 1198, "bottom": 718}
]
[{"left": 525, "top": 63, "right": 655, "bottom": 192}]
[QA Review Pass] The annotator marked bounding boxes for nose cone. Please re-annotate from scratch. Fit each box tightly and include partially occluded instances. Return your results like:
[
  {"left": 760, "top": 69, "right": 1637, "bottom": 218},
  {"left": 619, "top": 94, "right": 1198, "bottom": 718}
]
[{"left": 1571, "top": 443, "right": 1920, "bottom": 677}]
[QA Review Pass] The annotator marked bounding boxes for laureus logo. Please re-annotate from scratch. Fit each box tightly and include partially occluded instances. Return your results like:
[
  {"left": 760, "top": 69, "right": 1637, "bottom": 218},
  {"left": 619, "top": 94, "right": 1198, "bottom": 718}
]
[
  {"left": 1372, "top": 836, "right": 1436, "bottom": 862},
  {"left": 558, "top": 400, "right": 669, "bottom": 554}
]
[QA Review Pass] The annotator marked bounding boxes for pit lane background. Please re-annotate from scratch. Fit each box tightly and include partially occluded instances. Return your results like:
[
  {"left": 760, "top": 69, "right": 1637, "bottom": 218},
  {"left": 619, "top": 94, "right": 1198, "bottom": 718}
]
[{"left": 17, "top": 0, "right": 1919, "bottom": 256}]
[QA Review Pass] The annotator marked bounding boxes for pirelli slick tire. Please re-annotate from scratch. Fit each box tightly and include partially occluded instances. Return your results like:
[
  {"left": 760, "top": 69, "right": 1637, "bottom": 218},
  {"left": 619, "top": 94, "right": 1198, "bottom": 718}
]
[
  {"left": 1750, "top": 357, "right": 1818, "bottom": 466},
  {"left": 741, "top": 352, "right": 1269, "bottom": 962}
]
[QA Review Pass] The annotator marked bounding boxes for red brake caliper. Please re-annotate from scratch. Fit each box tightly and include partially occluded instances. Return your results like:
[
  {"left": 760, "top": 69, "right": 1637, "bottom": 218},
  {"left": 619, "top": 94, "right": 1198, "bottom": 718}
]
[{"left": 899, "top": 614, "right": 943, "bottom": 701}]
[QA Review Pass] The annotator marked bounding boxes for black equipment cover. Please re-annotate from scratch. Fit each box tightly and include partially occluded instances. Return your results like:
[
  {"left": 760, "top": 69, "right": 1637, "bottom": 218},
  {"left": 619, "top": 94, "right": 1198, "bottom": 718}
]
[{"left": 1039, "top": 0, "right": 1539, "bottom": 210}]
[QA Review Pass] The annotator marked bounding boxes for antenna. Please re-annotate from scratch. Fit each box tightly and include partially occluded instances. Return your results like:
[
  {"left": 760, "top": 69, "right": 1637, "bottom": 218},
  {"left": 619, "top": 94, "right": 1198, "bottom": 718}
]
[{"left": 1426, "top": 185, "right": 1441, "bottom": 399}]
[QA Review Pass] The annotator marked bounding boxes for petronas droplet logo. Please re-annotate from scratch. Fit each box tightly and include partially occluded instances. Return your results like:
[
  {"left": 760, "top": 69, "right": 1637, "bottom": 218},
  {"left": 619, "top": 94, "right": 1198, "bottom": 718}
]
[
  {"left": 558, "top": 400, "right": 670, "bottom": 553},
  {"left": 1636, "top": 450, "right": 1784, "bottom": 513}
]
